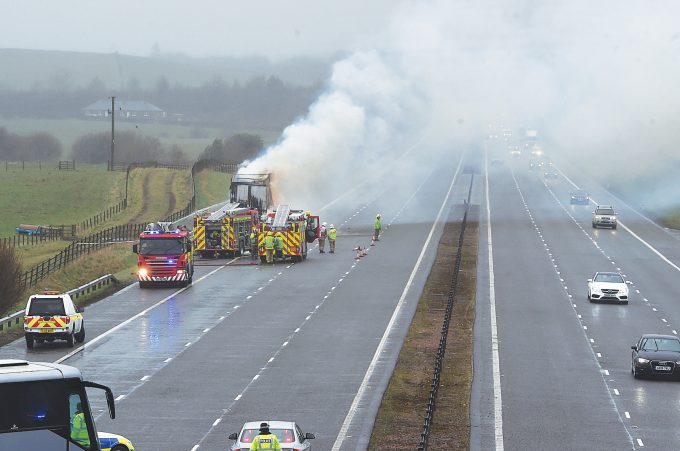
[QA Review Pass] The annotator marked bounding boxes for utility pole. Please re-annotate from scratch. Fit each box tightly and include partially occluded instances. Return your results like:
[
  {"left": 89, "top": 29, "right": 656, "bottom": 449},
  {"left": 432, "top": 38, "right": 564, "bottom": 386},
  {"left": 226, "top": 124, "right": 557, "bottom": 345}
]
[{"left": 109, "top": 96, "right": 115, "bottom": 171}]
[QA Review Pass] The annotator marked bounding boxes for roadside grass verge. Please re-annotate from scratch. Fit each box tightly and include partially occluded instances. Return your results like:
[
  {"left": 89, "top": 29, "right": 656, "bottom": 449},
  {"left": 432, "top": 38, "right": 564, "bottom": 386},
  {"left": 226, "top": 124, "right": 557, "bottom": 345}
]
[
  {"left": 369, "top": 215, "right": 479, "bottom": 450},
  {"left": 195, "top": 169, "right": 232, "bottom": 209}
]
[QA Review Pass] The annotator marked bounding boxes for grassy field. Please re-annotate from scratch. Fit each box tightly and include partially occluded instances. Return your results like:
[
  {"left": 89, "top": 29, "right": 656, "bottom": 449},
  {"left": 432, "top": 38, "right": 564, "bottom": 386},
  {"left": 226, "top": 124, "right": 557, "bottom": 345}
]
[{"left": 0, "top": 163, "right": 124, "bottom": 236}]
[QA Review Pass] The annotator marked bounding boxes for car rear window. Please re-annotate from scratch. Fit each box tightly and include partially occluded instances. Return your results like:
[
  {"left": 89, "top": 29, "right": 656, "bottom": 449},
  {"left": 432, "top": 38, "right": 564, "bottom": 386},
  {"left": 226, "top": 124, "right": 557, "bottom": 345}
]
[
  {"left": 240, "top": 428, "right": 296, "bottom": 443},
  {"left": 28, "top": 298, "right": 66, "bottom": 316}
]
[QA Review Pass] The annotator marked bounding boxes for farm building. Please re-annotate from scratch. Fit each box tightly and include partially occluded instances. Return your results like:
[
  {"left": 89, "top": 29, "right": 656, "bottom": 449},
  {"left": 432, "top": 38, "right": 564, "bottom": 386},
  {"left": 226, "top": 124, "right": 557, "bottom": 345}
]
[{"left": 83, "top": 99, "right": 166, "bottom": 120}]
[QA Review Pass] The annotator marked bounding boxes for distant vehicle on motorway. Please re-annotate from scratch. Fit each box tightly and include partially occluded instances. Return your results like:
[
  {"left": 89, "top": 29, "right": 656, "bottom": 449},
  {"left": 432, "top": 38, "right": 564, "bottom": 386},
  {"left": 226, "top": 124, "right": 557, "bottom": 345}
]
[
  {"left": 228, "top": 421, "right": 315, "bottom": 451},
  {"left": 587, "top": 272, "right": 630, "bottom": 303},
  {"left": 544, "top": 170, "right": 558, "bottom": 179},
  {"left": 530, "top": 145, "right": 543, "bottom": 157},
  {"left": 631, "top": 334, "right": 680, "bottom": 379},
  {"left": 592, "top": 205, "right": 617, "bottom": 229},
  {"left": 529, "top": 159, "right": 540, "bottom": 170},
  {"left": 508, "top": 145, "right": 521, "bottom": 156},
  {"left": 570, "top": 189, "right": 590, "bottom": 205}
]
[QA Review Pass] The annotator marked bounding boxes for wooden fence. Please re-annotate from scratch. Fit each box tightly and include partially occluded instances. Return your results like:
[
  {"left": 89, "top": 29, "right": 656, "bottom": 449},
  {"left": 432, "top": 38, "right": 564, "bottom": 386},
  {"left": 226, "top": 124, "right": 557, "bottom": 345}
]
[{"left": 19, "top": 224, "right": 146, "bottom": 288}]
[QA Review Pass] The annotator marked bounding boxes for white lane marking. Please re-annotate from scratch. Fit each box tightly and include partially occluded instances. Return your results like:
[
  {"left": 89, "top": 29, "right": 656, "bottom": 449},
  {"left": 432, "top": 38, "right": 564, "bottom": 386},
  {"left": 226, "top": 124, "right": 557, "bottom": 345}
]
[
  {"left": 637, "top": 439, "right": 644, "bottom": 447},
  {"left": 674, "top": 330, "right": 678, "bottom": 335},
  {"left": 602, "top": 370, "right": 610, "bottom": 375},
  {"left": 268, "top": 357, "right": 274, "bottom": 363},
  {"left": 140, "top": 375, "right": 150, "bottom": 381},
  {"left": 613, "top": 388, "right": 620, "bottom": 396},
  {"left": 212, "top": 418, "right": 221, "bottom": 427},
  {"left": 164, "top": 357, "right": 172, "bottom": 363},
  {"left": 331, "top": 152, "right": 465, "bottom": 451},
  {"left": 485, "top": 150, "right": 505, "bottom": 451},
  {"left": 590, "top": 339, "right": 595, "bottom": 343},
  {"left": 185, "top": 342, "right": 192, "bottom": 347},
  {"left": 653, "top": 308, "right": 657, "bottom": 312},
  {"left": 191, "top": 445, "right": 199, "bottom": 451},
  {"left": 662, "top": 319, "right": 667, "bottom": 323},
  {"left": 306, "top": 315, "right": 311, "bottom": 321},
  {"left": 597, "top": 353, "right": 602, "bottom": 358},
  {"left": 246, "top": 295, "right": 252, "bottom": 299},
  {"left": 282, "top": 341, "right": 288, "bottom": 347},
  {"left": 294, "top": 328, "right": 300, "bottom": 333},
  {"left": 253, "top": 375, "right": 259, "bottom": 381},
  {"left": 115, "top": 394, "right": 125, "bottom": 401},
  {"left": 234, "top": 394, "right": 242, "bottom": 401},
  {"left": 625, "top": 411, "right": 630, "bottom": 419},
  {"left": 203, "top": 328, "right": 210, "bottom": 333},
  {"left": 55, "top": 264, "right": 227, "bottom": 364}
]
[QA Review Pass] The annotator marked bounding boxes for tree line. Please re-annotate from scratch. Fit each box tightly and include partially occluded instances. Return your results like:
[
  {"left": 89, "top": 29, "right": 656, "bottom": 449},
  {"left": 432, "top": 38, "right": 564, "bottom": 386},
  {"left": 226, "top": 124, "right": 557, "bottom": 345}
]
[{"left": 0, "top": 126, "right": 264, "bottom": 165}]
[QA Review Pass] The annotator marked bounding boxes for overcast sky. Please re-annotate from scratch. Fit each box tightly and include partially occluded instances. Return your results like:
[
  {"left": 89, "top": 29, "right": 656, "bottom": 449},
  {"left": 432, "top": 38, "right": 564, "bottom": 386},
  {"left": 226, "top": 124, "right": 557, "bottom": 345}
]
[{"left": 0, "top": 1, "right": 402, "bottom": 59}]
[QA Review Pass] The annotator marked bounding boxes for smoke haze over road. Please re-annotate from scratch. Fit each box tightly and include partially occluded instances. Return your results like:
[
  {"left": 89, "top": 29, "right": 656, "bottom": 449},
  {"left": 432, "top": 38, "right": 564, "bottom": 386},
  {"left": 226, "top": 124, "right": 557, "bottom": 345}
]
[{"left": 241, "top": 0, "right": 680, "bottom": 213}]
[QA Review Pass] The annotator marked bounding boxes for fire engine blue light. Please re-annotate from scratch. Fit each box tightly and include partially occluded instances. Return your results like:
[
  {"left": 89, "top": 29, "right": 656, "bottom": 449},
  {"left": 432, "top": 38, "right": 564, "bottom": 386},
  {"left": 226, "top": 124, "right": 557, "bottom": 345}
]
[{"left": 34, "top": 412, "right": 47, "bottom": 421}]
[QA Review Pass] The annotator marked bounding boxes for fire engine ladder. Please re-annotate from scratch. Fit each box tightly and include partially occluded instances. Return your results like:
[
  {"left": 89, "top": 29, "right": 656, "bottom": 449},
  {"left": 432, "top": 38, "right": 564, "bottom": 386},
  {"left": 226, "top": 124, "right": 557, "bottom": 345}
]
[
  {"left": 272, "top": 204, "right": 290, "bottom": 230},
  {"left": 208, "top": 202, "right": 241, "bottom": 221}
]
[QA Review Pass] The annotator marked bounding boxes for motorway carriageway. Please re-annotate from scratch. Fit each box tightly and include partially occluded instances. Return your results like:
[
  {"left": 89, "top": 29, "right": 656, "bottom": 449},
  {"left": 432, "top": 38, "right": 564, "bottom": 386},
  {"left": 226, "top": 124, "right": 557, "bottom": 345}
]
[
  {"left": 472, "top": 141, "right": 680, "bottom": 450},
  {"left": 0, "top": 144, "right": 474, "bottom": 451}
]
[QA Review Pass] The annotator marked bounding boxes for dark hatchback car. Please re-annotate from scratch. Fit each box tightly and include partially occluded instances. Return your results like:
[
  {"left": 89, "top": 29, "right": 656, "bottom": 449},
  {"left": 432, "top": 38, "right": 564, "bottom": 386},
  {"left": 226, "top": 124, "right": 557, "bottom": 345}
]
[
  {"left": 570, "top": 189, "right": 590, "bottom": 205},
  {"left": 631, "top": 334, "right": 680, "bottom": 379}
]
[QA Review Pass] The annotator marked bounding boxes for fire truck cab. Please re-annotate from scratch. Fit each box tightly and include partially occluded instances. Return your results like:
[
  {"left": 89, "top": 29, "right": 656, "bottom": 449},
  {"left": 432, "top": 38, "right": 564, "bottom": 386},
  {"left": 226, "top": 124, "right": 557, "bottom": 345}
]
[{"left": 132, "top": 222, "right": 194, "bottom": 288}]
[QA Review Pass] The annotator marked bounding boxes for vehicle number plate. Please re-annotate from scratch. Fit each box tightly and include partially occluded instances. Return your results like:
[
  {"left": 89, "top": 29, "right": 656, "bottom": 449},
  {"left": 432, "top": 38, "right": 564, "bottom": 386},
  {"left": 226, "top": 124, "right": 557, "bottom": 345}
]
[
  {"left": 655, "top": 366, "right": 671, "bottom": 371},
  {"left": 40, "top": 328, "right": 55, "bottom": 333}
]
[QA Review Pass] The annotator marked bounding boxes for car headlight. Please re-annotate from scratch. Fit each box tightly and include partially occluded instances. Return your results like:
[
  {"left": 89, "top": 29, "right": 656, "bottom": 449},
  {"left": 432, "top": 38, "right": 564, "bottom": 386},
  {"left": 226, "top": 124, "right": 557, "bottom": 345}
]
[
  {"left": 138, "top": 267, "right": 148, "bottom": 277},
  {"left": 591, "top": 288, "right": 602, "bottom": 294},
  {"left": 595, "top": 215, "right": 602, "bottom": 220},
  {"left": 637, "top": 357, "right": 650, "bottom": 364}
]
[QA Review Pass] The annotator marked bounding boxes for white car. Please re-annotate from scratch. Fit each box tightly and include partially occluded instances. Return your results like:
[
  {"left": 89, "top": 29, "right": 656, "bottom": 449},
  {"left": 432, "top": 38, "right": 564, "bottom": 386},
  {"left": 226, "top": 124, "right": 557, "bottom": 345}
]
[
  {"left": 587, "top": 272, "right": 630, "bottom": 304},
  {"left": 228, "top": 421, "right": 315, "bottom": 451}
]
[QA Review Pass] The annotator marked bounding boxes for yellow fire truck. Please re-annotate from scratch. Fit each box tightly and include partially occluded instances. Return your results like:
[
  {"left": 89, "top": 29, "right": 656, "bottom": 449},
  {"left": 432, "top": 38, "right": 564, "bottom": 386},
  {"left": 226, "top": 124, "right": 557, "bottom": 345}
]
[
  {"left": 193, "top": 203, "right": 259, "bottom": 258},
  {"left": 258, "top": 204, "right": 320, "bottom": 263}
]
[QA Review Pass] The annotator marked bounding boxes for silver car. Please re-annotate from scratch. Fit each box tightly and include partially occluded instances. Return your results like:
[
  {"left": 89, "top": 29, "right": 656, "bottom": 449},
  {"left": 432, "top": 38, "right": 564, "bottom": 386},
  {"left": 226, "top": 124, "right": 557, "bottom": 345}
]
[
  {"left": 229, "top": 420, "right": 315, "bottom": 451},
  {"left": 592, "top": 205, "right": 617, "bottom": 229}
]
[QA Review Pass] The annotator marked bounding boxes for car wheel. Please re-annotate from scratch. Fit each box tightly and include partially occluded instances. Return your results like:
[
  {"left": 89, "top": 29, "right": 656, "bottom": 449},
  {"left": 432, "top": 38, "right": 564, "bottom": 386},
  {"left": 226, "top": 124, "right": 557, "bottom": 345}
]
[
  {"left": 111, "top": 445, "right": 130, "bottom": 451},
  {"left": 66, "top": 332, "right": 74, "bottom": 348},
  {"left": 139, "top": 281, "right": 149, "bottom": 289},
  {"left": 612, "top": 225, "right": 617, "bottom": 230},
  {"left": 25, "top": 335, "right": 34, "bottom": 349},
  {"left": 622, "top": 300, "right": 629, "bottom": 305},
  {"left": 75, "top": 324, "right": 85, "bottom": 343},
  {"left": 587, "top": 294, "right": 592, "bottom": 302},
  {"left": 592, "top": 223, "right": 597, "bottom": 228},
  {"left": 632, "top": 365, "right": 640, "bottom": 379}
]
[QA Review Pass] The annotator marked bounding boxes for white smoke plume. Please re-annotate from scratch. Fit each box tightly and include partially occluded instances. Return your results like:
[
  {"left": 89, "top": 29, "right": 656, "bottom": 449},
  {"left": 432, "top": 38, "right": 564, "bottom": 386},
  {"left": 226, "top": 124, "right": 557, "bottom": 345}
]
[{"left": 241, "top": 0, "right": 680, "bottom": 214}]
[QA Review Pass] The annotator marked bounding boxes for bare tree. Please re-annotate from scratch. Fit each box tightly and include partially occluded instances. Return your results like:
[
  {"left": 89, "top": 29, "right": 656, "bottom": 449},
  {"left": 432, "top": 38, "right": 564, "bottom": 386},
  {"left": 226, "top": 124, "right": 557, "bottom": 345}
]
[{"left": 0, "top": 245, "right": 23, "bottom": 314}]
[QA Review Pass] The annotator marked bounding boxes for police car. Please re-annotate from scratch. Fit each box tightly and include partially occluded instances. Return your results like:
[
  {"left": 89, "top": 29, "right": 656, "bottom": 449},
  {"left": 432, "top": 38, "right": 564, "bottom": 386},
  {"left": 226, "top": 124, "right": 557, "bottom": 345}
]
[
  {"left": 98, "top": 431, "right": 135, "bottom": 450},
  {"left": 98, "top": 431, "right": 135, "bottom": 451},
  {"left": 23, "top": 291, "right": 85, "bottom": 348},
  {"left": 228, "top": 421, "right": 315, "bottom": 451}
]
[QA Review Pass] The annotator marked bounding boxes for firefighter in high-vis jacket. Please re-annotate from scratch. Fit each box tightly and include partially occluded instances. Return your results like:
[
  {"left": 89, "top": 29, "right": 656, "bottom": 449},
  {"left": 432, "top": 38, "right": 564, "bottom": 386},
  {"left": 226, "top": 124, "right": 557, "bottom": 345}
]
[
  {"left": 250, "top": 422, "right": 281, "bottom": 450},
  {"left": 274, "top": 232, "right": 284, "bottom": 259},
  {"left": 250, "top": 230, "right": 258, "bottom": 260},
  {"left": 374, "top": 213, "right": 381, "bottom": 241},
  {"left": 264, "top": 231, "right": 275, "bottom": 264},
  {"left": 328, "top": 224, "right": 337, "bottom": 253}
]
